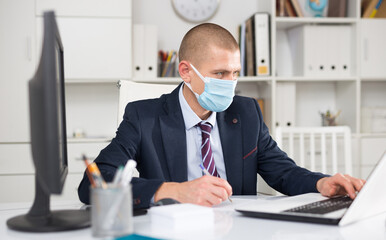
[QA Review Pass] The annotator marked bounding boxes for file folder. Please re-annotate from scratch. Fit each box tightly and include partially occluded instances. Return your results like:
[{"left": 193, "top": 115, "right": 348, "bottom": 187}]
[
  {"left": 276, "top": 82, "right": 296, "bottom": 127},
  {"left": 323, "top": 26, "right": 337, "bottom": 77},
  {"left": 245, "top": 17, "right": 255, "bottom": 76},
  {"left": 133, "top": 24, "right": 145, "bottom": 79},
  {"left": 239, "top": 22, "right": 246, "bottom": 77},
  {"left": 288, "top": 25, "right": 352, "bottom": 77},
  {"left": 254, "top": 13, "right": 271, "bottom": 76},
  {"left": 133, "top": 24, "right": 158, "bottom": 79},
  {"left": 144, "top": 25, "right": 157, "bottom": 79},
  {"left": 336, "top": 26, "right": 351, "bottom": 77}
]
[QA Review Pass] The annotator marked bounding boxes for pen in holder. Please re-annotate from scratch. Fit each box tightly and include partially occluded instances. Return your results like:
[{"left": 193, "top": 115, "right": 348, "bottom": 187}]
[
  {"left": 158, "top": 50, "right": 178, "bottom": 77},
  {"left": 91, "top": 160, "right": 137, "bottom": 237},
  {"left": 91, "top": 184, "right": 133, "bottom": 238},
  {"left": 320, "top": 110, "right": 341, "bottom": 126}
]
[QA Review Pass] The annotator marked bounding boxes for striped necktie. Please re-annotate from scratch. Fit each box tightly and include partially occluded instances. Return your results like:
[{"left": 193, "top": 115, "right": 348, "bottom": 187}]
[{"left": 198, "top": 122, "right": 219, "bottom": 177}]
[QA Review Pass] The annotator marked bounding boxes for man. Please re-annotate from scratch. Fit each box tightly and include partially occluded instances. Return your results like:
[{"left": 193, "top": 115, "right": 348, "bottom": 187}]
[{"left": 78, "top": 23, "right": 365, "bottom": 209}]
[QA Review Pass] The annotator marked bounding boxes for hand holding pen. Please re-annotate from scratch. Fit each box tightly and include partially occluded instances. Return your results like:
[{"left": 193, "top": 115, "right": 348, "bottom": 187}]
[{"left": 199, "top": 164, "right": 233, "bottom": 203}]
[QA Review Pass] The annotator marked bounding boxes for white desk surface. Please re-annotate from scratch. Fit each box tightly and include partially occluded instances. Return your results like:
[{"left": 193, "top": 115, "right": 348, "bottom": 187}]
[{"left": 1, "top": 195, "right": 386, "bottom": 240}]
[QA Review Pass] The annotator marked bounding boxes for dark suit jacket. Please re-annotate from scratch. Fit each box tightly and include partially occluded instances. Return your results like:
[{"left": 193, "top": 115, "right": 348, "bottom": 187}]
[{"left": 78, "top": 83, "right": 327, "bottom": 209}]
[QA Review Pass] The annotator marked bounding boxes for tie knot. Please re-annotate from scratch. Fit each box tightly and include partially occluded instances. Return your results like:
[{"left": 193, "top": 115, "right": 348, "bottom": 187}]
[{"left": 198, "top": 122, "right": 212, "bottom": 134}]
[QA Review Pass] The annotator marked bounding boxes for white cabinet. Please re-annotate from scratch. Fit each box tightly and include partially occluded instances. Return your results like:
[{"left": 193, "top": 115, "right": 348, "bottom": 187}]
[
  {"left": 35, "top": 0, "right": 131, "bottom": 17},
  {"left": 0, "top": 141, "right": 110, "bottom": 203},
  {"left": 36, "top": 17, "right": 132, "bottom": 80},
  {"left": 360, "top": 137, "right": 386, "bottom": 179},
  {"left": 0, "top": 0, "right": 131, "bottom": 203},
  {"left": 34, "top": 0, "right": 132, "bottom": 141},
  {"left": 36, "top": 0, "right": 132, "bottom": 80},
  {"left": 0, "top": 0, "right": 36, "bottom": 142},
  {"left": 360, "top": 19, "right": 386, "bottom": 79}
]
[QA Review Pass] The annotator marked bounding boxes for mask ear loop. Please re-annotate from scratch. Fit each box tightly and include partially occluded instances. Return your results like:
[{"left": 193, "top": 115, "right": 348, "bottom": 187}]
[
  {"left": 190, "top": 64, "right": 209, "bottom": 83},
  {"left": 183, "top": 64, "right": 200, "bottom": 98}
]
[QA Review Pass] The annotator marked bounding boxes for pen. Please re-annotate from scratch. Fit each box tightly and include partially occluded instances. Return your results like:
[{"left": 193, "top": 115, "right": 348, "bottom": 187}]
[
  {"left": 82, "top": 155, "right": 96, "bottom": 187},
  {"left": 103, "top": 160, "right": 136, "bottom": 229},
  {"left": 83, "top": 155, "right": 107, "bottom": 189},
  {"left": 84, "top": 160, "right": 96, "bottom": 187},
  {"left": 199, "top": 164, "right": 232, "bottom": 203},
  {"left": 119, "top": 159, "right": 137, "bottom": 187},
  {"left": 112, "top": 166, "right": 124, "bottom": 186}
]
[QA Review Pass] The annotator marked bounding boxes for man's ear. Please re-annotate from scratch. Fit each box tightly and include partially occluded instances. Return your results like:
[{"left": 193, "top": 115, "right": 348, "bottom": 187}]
[{"left": 178, "top": 60, "right": 191, "bottom": 83}]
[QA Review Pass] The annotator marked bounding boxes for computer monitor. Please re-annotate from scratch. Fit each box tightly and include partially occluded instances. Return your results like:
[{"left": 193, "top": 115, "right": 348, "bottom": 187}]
[{"left": 7, "top": 11, "right": 90, "bottom": 232}]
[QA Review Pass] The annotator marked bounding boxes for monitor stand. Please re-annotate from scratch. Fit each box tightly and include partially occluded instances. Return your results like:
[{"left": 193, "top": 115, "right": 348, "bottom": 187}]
[{"left": 6, "top": 176, "right": 90, "bottom": 232}]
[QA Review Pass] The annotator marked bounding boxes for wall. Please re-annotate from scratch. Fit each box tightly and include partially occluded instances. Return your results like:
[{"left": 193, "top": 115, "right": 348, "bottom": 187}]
[{"left": 132, "top": 0, "right": 259, "bottom": 51}]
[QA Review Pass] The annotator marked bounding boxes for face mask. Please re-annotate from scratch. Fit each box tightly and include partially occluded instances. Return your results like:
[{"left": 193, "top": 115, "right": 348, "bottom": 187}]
[{"left": 185, "top": 64, "right": 237, "bottom": 112}]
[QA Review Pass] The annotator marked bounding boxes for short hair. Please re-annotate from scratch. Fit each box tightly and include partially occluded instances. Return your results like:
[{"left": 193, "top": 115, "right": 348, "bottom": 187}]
[{"left": 178, "top": 23, "right": 239, "bottom": 65}]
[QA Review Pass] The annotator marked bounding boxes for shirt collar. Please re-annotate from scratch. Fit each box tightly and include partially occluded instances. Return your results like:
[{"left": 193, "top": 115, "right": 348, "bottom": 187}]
[{"left": 178, "top": 83, "right": 217, "bottom": 130}]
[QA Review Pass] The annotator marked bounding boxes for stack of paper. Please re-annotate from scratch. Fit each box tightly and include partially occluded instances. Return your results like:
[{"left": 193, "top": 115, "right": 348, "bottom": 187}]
[{"left": 149, "top": 203, "right": 214, "bottom": 230}]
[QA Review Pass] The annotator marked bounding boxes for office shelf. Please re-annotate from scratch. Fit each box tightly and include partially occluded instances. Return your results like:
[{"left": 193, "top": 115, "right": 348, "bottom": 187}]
[
  {"left": 275, "top": 17, "right": 358, "bottom": 30},
  {"left": 67, "top": 137, "right": 112, "bottom": 143},
  {"left": 133, "top": 76, "right": 272, "bottom": 83},
  {"left": 65, "top": 79, "right": 119, "bottom": 84},
  {"left": 276, "top": 76, "right": 357, "bottom": 82}
]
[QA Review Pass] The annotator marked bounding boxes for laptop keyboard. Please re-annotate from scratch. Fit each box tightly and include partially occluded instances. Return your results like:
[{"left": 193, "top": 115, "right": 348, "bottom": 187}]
[{"left": 283, "top": 196, "right": 353, "bottom": 214}]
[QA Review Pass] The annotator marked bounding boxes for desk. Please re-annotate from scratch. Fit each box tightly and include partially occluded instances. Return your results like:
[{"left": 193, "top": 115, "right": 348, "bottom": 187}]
[{"left": 1, "top": 196, "right": 386, "bottom": 240}]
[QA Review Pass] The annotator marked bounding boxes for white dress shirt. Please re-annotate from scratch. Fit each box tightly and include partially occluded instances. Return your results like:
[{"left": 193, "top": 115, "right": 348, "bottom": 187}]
[{"left": 178, "top": 84, "right": 227, "bottom": 181}]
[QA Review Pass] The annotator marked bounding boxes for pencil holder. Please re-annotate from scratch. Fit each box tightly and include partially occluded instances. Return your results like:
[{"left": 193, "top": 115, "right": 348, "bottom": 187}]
[
  {"left": 158, "top": 60, "right": 177, "bottom": 77},
  {"left": 91, "top": 184, "right": 133, "bottom": 237}
]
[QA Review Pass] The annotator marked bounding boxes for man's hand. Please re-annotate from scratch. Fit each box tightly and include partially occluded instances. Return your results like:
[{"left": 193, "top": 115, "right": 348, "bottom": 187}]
[
  {"left": 154, "top": 175, "right": 232, "bottom": 207},
  {"left": 316, "top": 174, "right": 366, "bottom": 199}
]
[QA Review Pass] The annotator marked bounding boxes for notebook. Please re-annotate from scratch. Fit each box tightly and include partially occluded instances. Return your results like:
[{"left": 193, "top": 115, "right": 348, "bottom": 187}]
[{"left": 236, "top": 152, "right": 386, "bottom": 226}]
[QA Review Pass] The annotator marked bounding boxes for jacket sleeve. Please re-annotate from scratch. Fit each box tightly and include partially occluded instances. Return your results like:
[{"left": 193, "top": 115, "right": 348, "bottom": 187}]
[
  {"left": 253, "top": 99, "right": 329, "bottom": 195},
  {"left": 77, "top": 103, "right": 164, "bottom": 209}
]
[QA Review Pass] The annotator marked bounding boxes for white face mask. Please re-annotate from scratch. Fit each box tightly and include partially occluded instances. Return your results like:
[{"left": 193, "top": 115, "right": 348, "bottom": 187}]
[{"left": 185, "top": 64, "right": 237, "bottom": 112}]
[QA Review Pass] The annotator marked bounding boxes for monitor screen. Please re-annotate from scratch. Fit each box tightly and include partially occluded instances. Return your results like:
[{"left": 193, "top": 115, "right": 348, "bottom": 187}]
[
  {"left": 25, "top": 11, "right": 68, "bottom": 194},
  {"left": 6, "top": 11, "right": 89, "bottom": 232},
  {"left": 55, "top": 36, "right": 67, "bottom": 184}
]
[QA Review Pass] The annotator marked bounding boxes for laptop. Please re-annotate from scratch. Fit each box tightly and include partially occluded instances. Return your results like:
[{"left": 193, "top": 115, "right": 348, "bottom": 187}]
[{"left": 236, "top": 152, "right": 386, "bottom": 226}]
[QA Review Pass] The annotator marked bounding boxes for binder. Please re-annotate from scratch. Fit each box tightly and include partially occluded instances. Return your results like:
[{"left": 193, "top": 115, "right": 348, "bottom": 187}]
[
  {"left": 288, "top": 25, "right": 352, "bottom": 77},
  {"left": 327, "top": 0, "right": 347, "bottom": 17},
  {"left": 374, "top": 0, "right": 386, "bottom": 17},
  {"left": 143, "top": 25, "right": 157, "bottom": 78},
  {"left": 239, "top": 22, "right": 246, "bottom": 77},
  {"left": 323, "top": 26, "right": 337, "bottom": 77},
  {"left": 287, "top": 25, "right": 311, "bottom": 76},
  {"left": 290, "top": 0, "right": 304, "bottom": 17},
  {"left": 245, "top": 17, "right": 255, "bottom": 76},
  {"left": 319, "top": 26, "right": 352, "bottom": 77},
  {"left": 253, "top": 13, "right": 270, "bottom": 76},
  {"left": 370, "top": 0, "right": 384, "bottom": 17},
  {"left": 276, "top": 82, "right": 296, "bottom": 127},
  {"left": 362, "top": 0, "right": 383, "bottom": 18},
  {"left": 133, "top": 24, "right": 158, "bottom": 79},
  {"left": 288, "top": 25, "right": 324, "bottom": 76},
  {"left": 278, "top": 0, "right": 285, "bottom": 17},
  {"left": 285, "top": 0, "right": 297, "bottom": 17},
  {"left": 336, "top": 26, "right": 351, "bottom": 77},
  {"left": 133, "top": 24, "right": 145, "bottom": 79}
]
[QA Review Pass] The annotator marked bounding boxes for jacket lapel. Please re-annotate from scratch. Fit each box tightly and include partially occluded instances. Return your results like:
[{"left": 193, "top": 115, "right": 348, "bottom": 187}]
[
  {"left": 159, "top": 84, "right": 188, "bottom": 182},
  {"left": 217, "top": 111, "right": 243, "bottom": 194}
]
